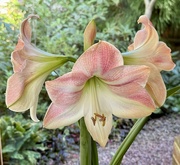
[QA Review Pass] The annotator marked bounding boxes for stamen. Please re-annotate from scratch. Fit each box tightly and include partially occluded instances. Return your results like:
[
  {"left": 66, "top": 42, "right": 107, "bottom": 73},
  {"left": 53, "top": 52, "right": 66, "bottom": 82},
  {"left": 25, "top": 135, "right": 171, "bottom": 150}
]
[
  {"left": 99, "top": 115, "right": 106, "bottom": 127},
  {"left": 94, "top": 113, "right": 102, "bottom": 118},
  {"left": 93, "top": 113, "right": 106, "bottom": 126},
  {"left": 91, "top": 117, "right": 96, "bottom": 126}
]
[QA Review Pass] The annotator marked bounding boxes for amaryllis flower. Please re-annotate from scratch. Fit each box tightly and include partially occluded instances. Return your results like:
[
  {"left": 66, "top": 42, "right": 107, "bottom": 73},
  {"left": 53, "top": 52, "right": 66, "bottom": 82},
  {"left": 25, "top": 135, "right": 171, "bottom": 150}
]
[
  {"left": 6, "top": 15, "right": 74, "bottom": 121},
  {"left": 122, "top": 15, "right": 175, "bottom": 107},
  {"left": 43, "top": 41, "right": 155, "bottom": 147}
]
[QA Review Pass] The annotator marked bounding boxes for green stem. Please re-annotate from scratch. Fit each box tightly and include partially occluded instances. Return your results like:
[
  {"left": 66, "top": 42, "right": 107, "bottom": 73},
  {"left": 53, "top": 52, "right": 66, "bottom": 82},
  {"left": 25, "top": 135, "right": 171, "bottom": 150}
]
[
  {"left": 67, "top": 56, "right": 77, "bottom": 63},
  {"left": 80, "top": 118, "right": 91, "bottom": 165},
  {"left": 80, "top": 118, "right": 99, "bottom": 165},
  {"left": 91, "top": 138, "right": 99, "bottom": 165},
  {"left": 110, "top": 116, "right": 149, "bottom": 165}
]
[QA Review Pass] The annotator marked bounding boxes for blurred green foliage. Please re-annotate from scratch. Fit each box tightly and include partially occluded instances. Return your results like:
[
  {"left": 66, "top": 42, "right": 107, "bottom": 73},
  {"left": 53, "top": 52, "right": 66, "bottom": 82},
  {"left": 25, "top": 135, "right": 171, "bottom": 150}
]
[
  {"left": 0, "top": 0, "right": 180, "bottom": 164},
  {"left": 0, "top": 114, "right": 47, "bottom": 165}
]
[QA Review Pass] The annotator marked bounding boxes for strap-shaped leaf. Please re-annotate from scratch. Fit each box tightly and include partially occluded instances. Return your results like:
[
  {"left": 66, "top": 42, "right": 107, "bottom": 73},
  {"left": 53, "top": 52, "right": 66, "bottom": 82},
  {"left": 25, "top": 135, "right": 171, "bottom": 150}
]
[
  {"left": 167, "top": 85, "right": 180, "bottom": 97},
  {"left": 173, "top": 135, "right": 180, "bottom": 165}
]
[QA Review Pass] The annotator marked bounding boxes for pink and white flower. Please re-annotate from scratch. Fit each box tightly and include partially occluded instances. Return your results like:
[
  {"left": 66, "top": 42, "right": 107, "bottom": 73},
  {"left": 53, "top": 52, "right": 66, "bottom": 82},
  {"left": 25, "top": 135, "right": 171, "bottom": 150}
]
[
  {"left": 6, "top": 15, "right": 72, "bottom": 121},
  {"left": 122, "top": 15, "right": 175, "bottom": 107},
  {"left": 43, "top": 41, "right": 155, "bottom": 147}
]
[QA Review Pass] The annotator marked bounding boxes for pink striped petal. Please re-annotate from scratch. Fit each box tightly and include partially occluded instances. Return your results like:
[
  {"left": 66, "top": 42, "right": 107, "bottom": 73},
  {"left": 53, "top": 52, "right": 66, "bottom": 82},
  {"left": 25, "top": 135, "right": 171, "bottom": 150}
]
[
  {"left": 101, "top": 65, "right": 150, "bottom": 88},
  {"left": 72, "top": 41, "right": 123, "bottom": 77},
  {"left": 43, "top": 103, "right": 84, "bottom": 129},
  {"left": 20, "top": 14, "right": 38, "bottom": 42},
  {"left": 101, "top": 65, "right": 156, "bottom": 114},
  {"left": 12, "top": 15, "right": 39, "bottom": 73},
  {"left": 45, "top": 72, "right": 89, "bottom": 105},
  {"left": 43, "top": 72, "right": 90, "bottom": 128}
]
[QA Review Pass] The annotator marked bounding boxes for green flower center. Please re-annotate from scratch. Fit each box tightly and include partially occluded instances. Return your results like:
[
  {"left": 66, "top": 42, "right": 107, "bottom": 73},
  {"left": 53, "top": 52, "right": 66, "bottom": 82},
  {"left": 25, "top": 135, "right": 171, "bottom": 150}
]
[{"left": 85, "top": 76, "right": 107, "bottom": 127}]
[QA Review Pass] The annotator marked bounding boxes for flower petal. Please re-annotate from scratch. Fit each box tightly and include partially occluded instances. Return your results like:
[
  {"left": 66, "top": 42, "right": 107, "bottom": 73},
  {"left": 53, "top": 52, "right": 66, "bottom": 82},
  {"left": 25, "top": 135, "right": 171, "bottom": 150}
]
[
  {"left": 73, "top": 41, "right": 124, "bottom": 77},
  {"left": 100, "top": 65, "right": 156, "bottom": 117},
  {"left": 151, "top": 42, "right": 175, "bottom": 71},
  {"left": 43, "top": 103, "right": 84, "bottom": 128},
  {"left": 84, "top": 111, "right": 112, "bottom": 147},
  {"left": 129, "top": 15, "right": 158, "bottom": 50},
  {"left": 145, "top": 65, "right": 166, "bottom": 107},
  {"left": 6, "top": 73, "right": 47, "bottom": 122},
  {"left": 43, "top": 72, "right": 88, "bottom": 127},
  {"left": 20, "top": 14, "right": 39, "bottom": 42},
  {"left": 45, "top": 72, "right": 89, "bottom": 104},
  {"left": 101, "top": 65, "right": 150, "bottom": 88},
  {"left": 82, "top": 77, "right": 113, "bottom": 147}
]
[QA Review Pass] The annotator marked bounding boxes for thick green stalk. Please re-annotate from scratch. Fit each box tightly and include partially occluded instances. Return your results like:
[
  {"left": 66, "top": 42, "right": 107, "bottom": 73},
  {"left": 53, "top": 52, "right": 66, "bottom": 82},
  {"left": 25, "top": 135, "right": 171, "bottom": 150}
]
[
  {"left": 110, "top": 117, "right": 149, "bottom": 165},
  {"left": 80, "top": 118, "right": 99, "bottom": 165},
  {"left": 91, "top": 138, "right": 99, "bottom": 165},
  {"left": 80, "top": 118, "right": 92, "bottom": 165}
]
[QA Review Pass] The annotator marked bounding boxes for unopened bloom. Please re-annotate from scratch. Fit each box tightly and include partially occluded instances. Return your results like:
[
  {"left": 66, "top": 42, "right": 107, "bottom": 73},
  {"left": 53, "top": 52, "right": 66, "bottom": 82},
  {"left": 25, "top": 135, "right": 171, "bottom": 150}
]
[
  {"left": 43, "top": 41, "right": 155, "bottom": 147},
  {"left": 6, "top": 15, "right": 74, "bottom": 121},
  {"left": 122, "top": 15, "right": 175, "bottom": 106},
  {"left": 83, "top": 19, "right": 96, "bottom": 51}
]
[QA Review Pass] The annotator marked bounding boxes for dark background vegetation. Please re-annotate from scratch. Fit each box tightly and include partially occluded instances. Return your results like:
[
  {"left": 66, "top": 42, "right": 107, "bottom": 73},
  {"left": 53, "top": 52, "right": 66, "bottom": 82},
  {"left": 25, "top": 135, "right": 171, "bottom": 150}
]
[{"left": 0, "top": 0, "right": 179, "bottom": 164}]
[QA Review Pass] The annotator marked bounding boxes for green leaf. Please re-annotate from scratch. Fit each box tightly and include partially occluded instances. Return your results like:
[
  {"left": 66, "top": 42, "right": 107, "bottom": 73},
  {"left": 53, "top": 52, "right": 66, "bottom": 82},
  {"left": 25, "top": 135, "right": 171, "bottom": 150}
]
[
  {"left": 167, "top": 85, "right": 180, "bottom": 97},
  {"left": 15, "top": 122, "right": 25, "bottom": 133},
  {"left": 110, "top": 117, "right": 149, "bottom": 165},
  {"left": 11, "top": 152, "right": 24, "bottom": 160},
  {"left": 24, "top": 151, "right": 40, "bottom": 164},
  {"left": 172, "top": 135, "right": 180, "bottom": 165},
  {"left": 35, "top": 144, "right": 47, "bottom": 151},
  {"left": 2, "top": 144, "right": 16, "bottom": 153}
]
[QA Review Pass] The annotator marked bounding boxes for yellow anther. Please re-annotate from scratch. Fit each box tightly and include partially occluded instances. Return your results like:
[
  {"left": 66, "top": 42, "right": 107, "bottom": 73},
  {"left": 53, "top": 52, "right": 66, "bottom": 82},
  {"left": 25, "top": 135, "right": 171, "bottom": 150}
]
[
  {"left": 91, "top": 117, "right": 96, "bottom": 126},
  {"left": 94, "top": 113, "right": 102, "bottom": 118},
  {"left": 93, "top": 113, "right": 106, "bottom": 126}
]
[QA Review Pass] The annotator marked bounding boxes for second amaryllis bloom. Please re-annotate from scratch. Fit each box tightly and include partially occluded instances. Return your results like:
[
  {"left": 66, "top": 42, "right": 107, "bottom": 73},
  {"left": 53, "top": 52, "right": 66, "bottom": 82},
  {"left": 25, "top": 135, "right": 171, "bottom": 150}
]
[
  {"left": 43, "top": 41, "right": 156, "bottom": 147},
  {"left": 6, "top": 15, "right": 74, "bottom": 121},
  {"left": 122, "top": 15, "right": 175, "bottom": 107}
]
